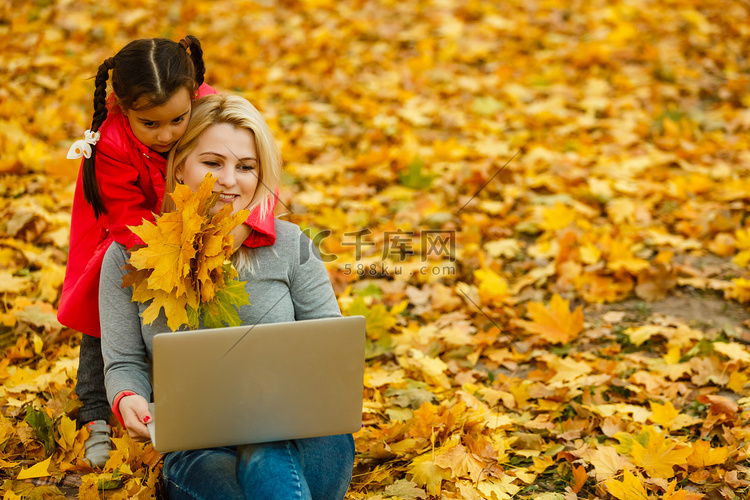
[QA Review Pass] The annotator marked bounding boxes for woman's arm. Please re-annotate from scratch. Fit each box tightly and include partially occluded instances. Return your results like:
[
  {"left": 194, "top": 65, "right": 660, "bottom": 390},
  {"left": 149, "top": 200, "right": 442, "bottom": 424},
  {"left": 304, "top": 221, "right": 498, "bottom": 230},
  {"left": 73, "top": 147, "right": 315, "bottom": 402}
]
[
  {"left": 116, "top": 392, "right": 152, "bottom": 442},
  {"left": 99, "top": 242, "right": 154, "bottom": 416},
  {"left": 289, "top": 228, "right": 342, "bottom": 320}
]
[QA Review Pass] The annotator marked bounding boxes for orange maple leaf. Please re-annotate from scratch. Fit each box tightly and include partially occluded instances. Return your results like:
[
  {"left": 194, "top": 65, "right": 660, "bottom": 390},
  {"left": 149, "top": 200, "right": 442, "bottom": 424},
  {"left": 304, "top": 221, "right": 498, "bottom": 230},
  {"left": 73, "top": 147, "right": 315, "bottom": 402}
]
[
  {"left": 686, "top": 440, "right": 729, "bottom": 469},
  {"left": 516, "top": 294, "right": 584, "bottom": 344},
  {"left": 571, "top": 464, "right": 588, "bottom": 494}
]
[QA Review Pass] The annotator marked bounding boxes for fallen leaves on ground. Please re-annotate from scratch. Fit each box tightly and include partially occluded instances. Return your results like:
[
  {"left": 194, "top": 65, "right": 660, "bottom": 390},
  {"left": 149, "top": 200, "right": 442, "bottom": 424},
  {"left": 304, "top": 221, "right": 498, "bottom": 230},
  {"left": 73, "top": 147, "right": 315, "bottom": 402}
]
[{"left": 2, "top": 0, "right": 750, "bottom": 498}]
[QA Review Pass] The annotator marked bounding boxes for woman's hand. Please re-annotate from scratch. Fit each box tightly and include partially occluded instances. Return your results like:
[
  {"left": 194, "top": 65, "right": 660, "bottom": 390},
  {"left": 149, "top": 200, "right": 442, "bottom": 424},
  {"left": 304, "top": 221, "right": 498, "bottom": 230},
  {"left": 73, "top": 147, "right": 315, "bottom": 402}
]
[
  {"left": 229, "top": 223, "right": 251, "bottom": 252},
  {"left": 118, "top": 394, "right": 153, "bottom": 442}
]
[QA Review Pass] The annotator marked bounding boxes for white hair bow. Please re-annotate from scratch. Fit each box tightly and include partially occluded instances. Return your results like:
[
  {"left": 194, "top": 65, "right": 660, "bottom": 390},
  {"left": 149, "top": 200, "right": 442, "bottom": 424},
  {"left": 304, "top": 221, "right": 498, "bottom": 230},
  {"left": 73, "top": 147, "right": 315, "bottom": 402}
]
[{"left": 66, "top": 130, "right": 101, "bottom": 159}]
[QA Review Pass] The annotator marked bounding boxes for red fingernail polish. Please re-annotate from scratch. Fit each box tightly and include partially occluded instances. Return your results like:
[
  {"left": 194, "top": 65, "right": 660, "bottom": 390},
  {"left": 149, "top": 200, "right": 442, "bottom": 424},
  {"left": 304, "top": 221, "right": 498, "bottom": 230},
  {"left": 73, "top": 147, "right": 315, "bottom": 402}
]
[{"left": 143, "top": 416, "right": 151, "bottom": 423}]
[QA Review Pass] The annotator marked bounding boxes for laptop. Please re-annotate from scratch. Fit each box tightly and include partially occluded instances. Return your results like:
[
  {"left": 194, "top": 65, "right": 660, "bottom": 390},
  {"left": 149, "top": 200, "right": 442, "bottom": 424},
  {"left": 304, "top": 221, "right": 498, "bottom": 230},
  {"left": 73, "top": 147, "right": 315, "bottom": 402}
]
[{"left": 145, "top": 315, "right": 366, "bottom": 453}]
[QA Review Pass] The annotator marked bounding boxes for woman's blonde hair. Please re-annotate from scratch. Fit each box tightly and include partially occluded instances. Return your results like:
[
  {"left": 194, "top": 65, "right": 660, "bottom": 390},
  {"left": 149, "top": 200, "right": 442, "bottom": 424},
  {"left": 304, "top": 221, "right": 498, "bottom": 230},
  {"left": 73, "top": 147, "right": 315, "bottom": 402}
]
[{"left": 163, "top": 93, "right": 281, "bottom": 222}]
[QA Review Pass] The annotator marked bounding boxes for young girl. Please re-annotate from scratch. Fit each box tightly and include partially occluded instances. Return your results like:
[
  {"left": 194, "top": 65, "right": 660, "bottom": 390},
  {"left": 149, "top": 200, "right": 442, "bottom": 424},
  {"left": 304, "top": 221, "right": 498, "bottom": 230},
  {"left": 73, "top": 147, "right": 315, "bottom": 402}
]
[
  {"left": 99, "top": 93, "right": 354, "bottom": 499},
  {"left": 60, "top": 37, "right": 276, "bottom": 468}
]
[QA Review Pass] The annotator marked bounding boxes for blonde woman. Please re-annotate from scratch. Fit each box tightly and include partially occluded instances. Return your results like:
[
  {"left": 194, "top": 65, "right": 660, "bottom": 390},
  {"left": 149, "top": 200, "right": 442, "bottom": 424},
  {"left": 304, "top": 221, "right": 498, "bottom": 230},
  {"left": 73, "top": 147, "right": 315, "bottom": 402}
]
[{"left": 99, "top": 94, "right": 355, "bottom": 499}]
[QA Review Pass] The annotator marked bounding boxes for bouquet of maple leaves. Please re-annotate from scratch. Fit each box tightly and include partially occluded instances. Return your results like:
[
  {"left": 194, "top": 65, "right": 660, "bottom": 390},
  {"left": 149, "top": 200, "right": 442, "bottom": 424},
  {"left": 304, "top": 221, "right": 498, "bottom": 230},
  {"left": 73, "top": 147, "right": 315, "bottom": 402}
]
[{"left": 122, "top": 174, "right": 251, "bottom": 331}]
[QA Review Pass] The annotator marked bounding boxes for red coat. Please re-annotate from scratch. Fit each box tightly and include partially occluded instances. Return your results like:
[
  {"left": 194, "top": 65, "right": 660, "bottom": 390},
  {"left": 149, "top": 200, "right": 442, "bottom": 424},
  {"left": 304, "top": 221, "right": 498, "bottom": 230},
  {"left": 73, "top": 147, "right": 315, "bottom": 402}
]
[{"left": 58, "top": 84, "right": 277, "bottom": 337}]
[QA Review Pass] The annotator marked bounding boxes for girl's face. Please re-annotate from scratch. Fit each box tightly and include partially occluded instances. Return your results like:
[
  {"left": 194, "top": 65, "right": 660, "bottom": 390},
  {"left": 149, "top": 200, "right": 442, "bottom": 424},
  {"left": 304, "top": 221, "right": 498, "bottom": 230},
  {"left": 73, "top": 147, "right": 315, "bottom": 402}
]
[
  {"left": 123, "top": 88, "right": 192, "bottom": 154},
  {"left": 177, "top": 123, "right": 260, "bottom": 216}
]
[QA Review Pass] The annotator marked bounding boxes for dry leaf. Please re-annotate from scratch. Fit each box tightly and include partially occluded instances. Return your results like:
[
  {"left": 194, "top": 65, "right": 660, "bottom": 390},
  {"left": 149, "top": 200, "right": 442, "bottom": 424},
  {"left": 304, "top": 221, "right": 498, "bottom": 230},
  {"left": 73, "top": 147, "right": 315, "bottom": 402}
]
[
  {"left": 516, "top": 294, "right": 584, "bottom": 344},
  {"left": 5, "top": 1, "right": 750, "bottom": 498},
  {"left": 604, "top": 469, "right": 650, "bottom": 500}
]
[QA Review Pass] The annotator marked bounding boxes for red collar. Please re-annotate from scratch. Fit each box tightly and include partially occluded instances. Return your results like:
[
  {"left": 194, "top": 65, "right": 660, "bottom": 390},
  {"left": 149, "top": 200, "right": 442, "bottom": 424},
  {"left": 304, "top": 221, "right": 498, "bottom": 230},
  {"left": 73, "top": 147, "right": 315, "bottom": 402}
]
[{"left": 244, "top": 195, "right": 277, "bottom": 247}]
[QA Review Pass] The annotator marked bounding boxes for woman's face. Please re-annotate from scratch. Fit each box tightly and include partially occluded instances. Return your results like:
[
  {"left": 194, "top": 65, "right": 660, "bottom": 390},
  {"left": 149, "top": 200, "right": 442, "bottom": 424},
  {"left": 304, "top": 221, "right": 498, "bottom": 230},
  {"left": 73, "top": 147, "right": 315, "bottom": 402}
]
[{"left": 177, "top": 123, "right": 259, "bottom": 216}]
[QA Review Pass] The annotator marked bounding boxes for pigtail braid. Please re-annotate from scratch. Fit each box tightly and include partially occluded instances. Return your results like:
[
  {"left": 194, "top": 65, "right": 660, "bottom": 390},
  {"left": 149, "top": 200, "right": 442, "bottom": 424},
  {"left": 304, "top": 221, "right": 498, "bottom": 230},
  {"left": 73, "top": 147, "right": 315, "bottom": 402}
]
[
  {"left": 82, "top": 60, "right": 112, "bottom": 218},
  {"left": 183, "top": 35, "right": 206, "bottom": 86}
]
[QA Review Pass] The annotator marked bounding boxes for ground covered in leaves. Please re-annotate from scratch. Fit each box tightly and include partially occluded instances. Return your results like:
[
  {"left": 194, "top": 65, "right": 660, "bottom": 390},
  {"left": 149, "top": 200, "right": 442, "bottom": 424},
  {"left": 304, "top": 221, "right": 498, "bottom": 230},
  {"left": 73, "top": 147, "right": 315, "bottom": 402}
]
[{"left": 3, "top": 0, "right": 750, "bottom": 498}]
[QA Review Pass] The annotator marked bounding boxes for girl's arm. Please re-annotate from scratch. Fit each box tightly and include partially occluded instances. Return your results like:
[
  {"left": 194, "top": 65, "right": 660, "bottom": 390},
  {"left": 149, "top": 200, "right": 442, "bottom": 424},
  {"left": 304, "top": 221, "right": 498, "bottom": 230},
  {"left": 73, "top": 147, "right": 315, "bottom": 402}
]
[{"left": 94, "top": 150, "right": 158, "bottom": 249}]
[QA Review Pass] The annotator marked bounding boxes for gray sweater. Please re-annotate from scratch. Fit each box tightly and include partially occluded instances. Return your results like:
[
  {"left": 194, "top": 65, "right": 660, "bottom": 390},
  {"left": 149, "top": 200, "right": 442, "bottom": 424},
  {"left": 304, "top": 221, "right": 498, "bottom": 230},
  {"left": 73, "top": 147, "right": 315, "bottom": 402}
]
[{"left": 100, "top": 219, "right": 342, "bottom": 406}]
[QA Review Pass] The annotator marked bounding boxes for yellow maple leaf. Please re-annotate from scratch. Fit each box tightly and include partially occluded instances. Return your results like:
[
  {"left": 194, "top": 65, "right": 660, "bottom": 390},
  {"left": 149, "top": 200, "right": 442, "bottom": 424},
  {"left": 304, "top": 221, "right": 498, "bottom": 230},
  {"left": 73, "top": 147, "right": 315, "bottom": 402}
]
[
  {"left": 728, "top": 371, "right": 749, "bottom": 393},
  {"left": 529, "top": 455, "right": 554, "bottom": 474},
  {"left": 624, "top": 325, "right": 665, "bottom": 347},
  {"left": 585, "top": 445, "right": 633, "bottom": 482},
  {"left": 37, "top": 264, "right": 65, "bottom": 303},
  {"left": 575, "top": 271, "right": 634, "bottom": 303},
  {"left": 607, "top": 239, "right": 650, "bottom": 273},
  {"left": 129, "top": 216, "right": 183, "bottom": 293},
  {"left": 662, "top": 480, "right": 686, "bottom": 500},
  {"left": 580, "top": 242, "right": 602, "bottom": 265},
  {"left": 540, "top": 202, "right": 576, "bottom": 231},
  {"left": 736, "top": 227, "right": 750, "bottom": 250},
  {"left": 409, "top": 453, "right": 451, "bottom": 495},
  {"left": 713, "top": 342, "right": 750, "bottom": 363},
  {"left": 476, "top": 475, "right": 521, "bottom": 500},
  {"left": 474, "top": 267, "right": 510, "bottom": 306},
  {"left": 735, "top": 254, "right": 750, "bottom": 269},
  {"left": 507, "top": 381, "right": 530, "bottom": 409},
  {"left": 456, "top": 480, "right": 485, "bottom": 500},
  {"left": 686, "top": 440, "right": 729, "bottom": 468},
  {"left": 649, "top": 401, "right": 680, "bottom": 427},
  {"left": 16, "top": 455, "right": 52, "bottom": 479},
  {"left": 345, "top": 297, "right": 404, "bottom": 339},
  {"left": 729, "top": 278, "right": 750, "bottom": 303},
  {"left": 605, "top": 468, "right": 650, "bottom": 500},
  {"left": 79, "top": 473, "right": 103, "bottom": 498},
  {"left": 663, "top": 479, "right": 704, "bottom": 500},
  {"left": 516, "top": 294, "right": 584, "bottom": 344},
  {"left": 0, "top": 271, "right": 32, "bottom": 294},
  {"left": 433, "top": 443, "right": 485, "bottom": 482},
  {"left": 172, "top": 174, "right": 216, "bottom": 213},
  {"left": 545, "top": 354, "right": 592, "bottom": 384},
  {"left": 607, "top": 198, "right": 636, "bottom": 225},
  {"left": 405, "top": 348, "right": 450, "bottom": 389},
  {"left": 159, "top": 292, "right": 191, "bottom": 331},
  {"left": 54, "top": 414, "right": 77, "bottom": 451},
  {"left": 733, "top": 228, "right": 750, "bottom": 267},
  {"left": 125, "top": 174, "right": 249, "bottom": 330},
  {"left": 630, "top": 427, "right": 691, "bottom": 478}
]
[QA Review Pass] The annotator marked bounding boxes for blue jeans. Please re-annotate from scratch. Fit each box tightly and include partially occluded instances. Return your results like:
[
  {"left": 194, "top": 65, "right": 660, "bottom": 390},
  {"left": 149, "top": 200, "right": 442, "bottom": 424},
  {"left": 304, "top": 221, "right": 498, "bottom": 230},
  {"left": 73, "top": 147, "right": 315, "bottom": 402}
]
[{"left": 162, "top": 434, "right": 355, "bottom": 499}]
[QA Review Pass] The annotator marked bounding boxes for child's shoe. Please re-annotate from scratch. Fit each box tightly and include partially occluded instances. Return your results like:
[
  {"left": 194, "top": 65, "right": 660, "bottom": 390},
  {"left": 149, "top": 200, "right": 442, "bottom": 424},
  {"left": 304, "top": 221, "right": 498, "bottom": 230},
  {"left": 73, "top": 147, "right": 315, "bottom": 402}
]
[{"left": 84, "top": 420, "right": 112, "bottom": 468}]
